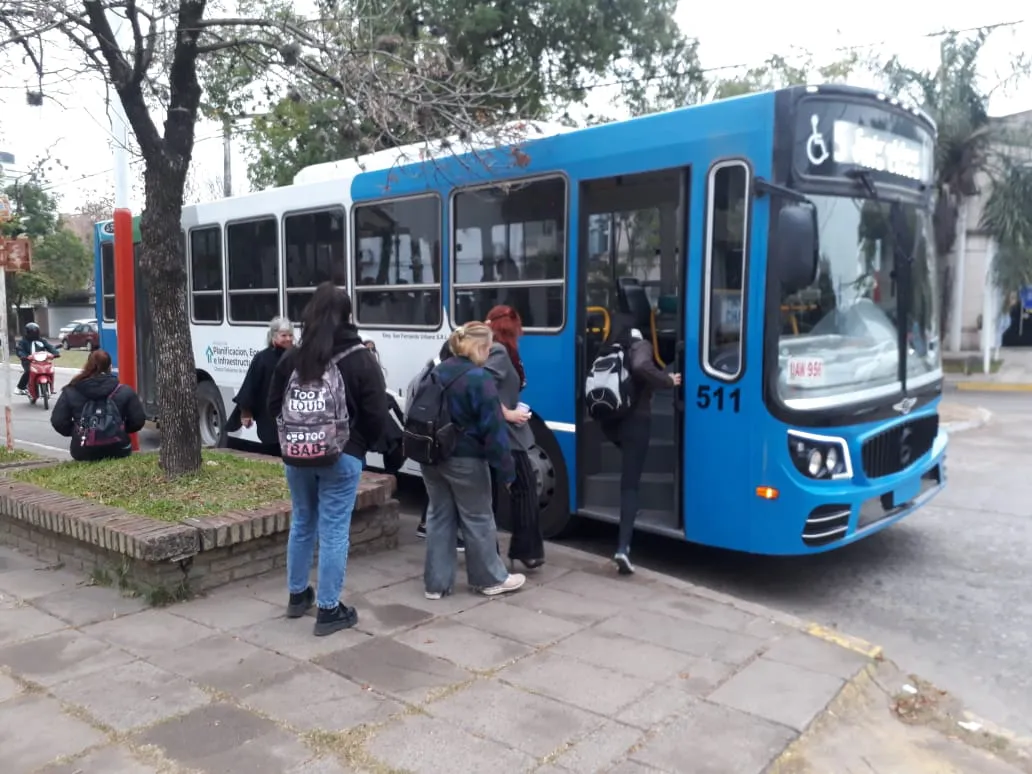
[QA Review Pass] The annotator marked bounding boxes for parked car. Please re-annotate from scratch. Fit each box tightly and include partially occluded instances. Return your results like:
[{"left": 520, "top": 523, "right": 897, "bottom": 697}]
[
  {"left": 63, "top": 322, "right": 99, "bottom": 351},
  {"left": 58, "top": 318, "right": 97, "bottom": 348}
]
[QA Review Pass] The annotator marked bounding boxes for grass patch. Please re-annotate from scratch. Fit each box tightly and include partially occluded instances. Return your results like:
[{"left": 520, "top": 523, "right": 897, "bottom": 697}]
[
  {"left": 942, "top": 358, "right": 1003, "bottom": 375},
  {"left": 9, "top": 349, "right": 89, "bottom": 370},
  {"left": 12, "top": 451, "right": 289, "bottom": 522},
  {"left": 0, "top": 447, "right": 39, "bottom": 463}
]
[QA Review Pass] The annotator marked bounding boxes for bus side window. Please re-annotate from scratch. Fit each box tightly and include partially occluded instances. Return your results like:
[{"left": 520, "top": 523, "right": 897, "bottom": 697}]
[
  {"left": 284, "top": 208, "right": 346, "bottom": 321},
  {"left": 189, "top": 226, "right": 224, "bottom": 324},
  {"left": 351, "top": 195, "right": 442, "bottom": 329},
  {"left": 702, "top": 162, "right": 750, "bottom": 380},
  {"left": 100, "top": 241, "right": 116, "bottom": 322},
  {"left": 227, "top": 217, "right": 280, "bottom": 324},
  {"left": 452, "top": 177, "right": 566, "bottom": 331}
]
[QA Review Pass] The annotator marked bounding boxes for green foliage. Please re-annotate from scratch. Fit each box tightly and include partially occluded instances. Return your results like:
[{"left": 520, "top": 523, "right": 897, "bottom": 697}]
[
  {"left": 708, "top": 51, "right": 861, "bottom": 102},
  {"left": 883, "top": 31, "right": 996, "bottom": 259},
  {"left": 237, "top": 0, "right": 703, "bottom": 189},
  {"left": 32, "top": 225, "right": 93, "bottom": 299},
  {"left": 982, "top": 161, "right": 1032, "bottom": 295}
]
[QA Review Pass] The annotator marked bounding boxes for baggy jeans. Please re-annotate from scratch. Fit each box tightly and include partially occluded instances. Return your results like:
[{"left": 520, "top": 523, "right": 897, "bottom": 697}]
[
  {"left": 284, "top": 453, "right": 364, "bottom": 609},
  {"left": 422, "top": 456, "right": 508, "bottom": 594}
]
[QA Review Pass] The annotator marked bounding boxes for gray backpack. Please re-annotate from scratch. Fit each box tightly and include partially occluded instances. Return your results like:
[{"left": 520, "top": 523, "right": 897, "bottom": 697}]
[{"left": 277, "top": 344, "right": 365, "bottom": 466}]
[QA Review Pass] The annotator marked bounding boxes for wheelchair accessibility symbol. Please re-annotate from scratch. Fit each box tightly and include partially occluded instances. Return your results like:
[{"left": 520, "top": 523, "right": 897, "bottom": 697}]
[{"left": 806, "top": 114, "right": 830, "bottom": 167}]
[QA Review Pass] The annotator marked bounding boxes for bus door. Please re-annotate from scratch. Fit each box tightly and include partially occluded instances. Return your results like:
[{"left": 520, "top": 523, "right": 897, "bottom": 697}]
[{"left": 575, "top": 168, "right": 687, "bottom": 538}]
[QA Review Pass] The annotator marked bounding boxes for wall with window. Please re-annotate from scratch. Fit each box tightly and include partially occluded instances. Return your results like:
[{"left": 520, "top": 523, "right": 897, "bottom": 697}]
[
  {"left": 452, "top": 177, "right": 566, "bottom": 330},
  {"left": 352, "top": 196, "right": 441, "bottom": 328}
]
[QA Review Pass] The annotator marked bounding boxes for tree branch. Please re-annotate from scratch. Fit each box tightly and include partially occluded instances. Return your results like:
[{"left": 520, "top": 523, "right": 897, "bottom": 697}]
[{"left": 82, "top": 0, "right": 162, "bottom": 157}]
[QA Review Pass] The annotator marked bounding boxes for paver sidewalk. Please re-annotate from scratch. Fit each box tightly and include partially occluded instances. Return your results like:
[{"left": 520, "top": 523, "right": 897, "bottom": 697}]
[{"left": 0, "top": 535, "right": 1011, "bottom": 773}]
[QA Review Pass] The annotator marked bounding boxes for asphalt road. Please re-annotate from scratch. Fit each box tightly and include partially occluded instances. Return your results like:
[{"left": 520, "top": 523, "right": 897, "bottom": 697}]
[{"left": 6, "top": 373, "right": 1028, "bottom": 736}]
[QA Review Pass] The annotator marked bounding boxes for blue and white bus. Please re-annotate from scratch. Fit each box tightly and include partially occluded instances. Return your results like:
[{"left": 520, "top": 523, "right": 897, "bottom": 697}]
[{"left": 95, "top": 83, "right": 947, "bottom": 555}]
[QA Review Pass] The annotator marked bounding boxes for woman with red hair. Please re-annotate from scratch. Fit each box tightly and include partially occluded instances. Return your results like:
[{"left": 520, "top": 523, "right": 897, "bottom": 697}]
[{"left": 485, "top": 305, "right": 545, "bottom": 569}]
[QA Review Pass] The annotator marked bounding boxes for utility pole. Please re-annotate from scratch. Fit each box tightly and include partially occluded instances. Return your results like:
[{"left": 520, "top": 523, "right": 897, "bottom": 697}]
[{"left": 222, "top": 118, "right": 233, "bottom": 198}]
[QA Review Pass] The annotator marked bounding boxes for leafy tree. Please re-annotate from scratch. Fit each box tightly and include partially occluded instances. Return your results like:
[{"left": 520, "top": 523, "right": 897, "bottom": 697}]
[
  {"left": 1, "top": 177, "right": 59, "bottom": 337},
  {"left": 2, "top": 0, "right": 531, "bottom": 477},
  {"left": 882, "top": 28, "right": 1032, "bottom": 345},
  {"left": 982, "top": 160, "right": 1032, "bottom": 295},
  {"left": 33, "top": 224, "right": 93, "bottom": 299},
  {"left": 708, "top": 52, "right": 861, "bottom": 102},
  {"left": 240, "top": 0, "right": 702, "bottom": 188}
]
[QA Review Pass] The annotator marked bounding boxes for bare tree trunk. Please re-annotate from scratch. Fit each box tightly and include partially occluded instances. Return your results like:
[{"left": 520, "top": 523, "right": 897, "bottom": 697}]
[{"left": 141, "top": 159, "right": 202, "bottom": 477}]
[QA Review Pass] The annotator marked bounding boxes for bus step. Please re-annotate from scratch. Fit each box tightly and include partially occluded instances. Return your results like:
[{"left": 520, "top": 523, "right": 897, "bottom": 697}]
[
  {"left": 600, "top": 439, "right": 675, "bottom": 474},
  {"left": 577, "top": 505, "right": 683, "bottom": 539},
  {"left": 582, "top": 472, "right": 676, "bottom": 513}
]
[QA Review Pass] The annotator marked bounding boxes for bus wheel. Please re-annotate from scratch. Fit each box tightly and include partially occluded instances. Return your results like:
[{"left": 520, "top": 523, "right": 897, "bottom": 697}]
[
  {"left": 197, "top": 380, "right": 227, "bottom": 448},
  {"left": 527, "top": 421, "right": 574, "bottom": 540}
]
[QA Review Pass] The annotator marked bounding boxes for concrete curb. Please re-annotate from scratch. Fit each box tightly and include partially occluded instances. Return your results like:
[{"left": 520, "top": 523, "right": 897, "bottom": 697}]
[
  {"left": 955, "top": 381, "right": 1032, "bottom": 393},
  {"left": 942, "top": 406, "right": 993, "bottom": 435},
  {"left": 541, "top": 539, "right": 885, "bottom": 659}
]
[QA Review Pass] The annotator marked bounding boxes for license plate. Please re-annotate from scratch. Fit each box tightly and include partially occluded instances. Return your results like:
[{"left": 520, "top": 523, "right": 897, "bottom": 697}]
[
  {"left": 889, "top": 477, "right": 921, "bottom": 509},
  {"left": 786, "top": 356, "right": 826, "bottom": 386}
]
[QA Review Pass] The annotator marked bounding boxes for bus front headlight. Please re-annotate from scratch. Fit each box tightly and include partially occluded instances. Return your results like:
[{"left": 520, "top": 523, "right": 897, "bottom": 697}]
[{"left": 788, "top": 430, "right": 852, "bottom": 481}]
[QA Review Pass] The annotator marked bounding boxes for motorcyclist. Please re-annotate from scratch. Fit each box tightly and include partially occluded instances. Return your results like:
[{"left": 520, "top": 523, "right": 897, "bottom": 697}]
[{"left": 16, "top": 322, "right": 60, "bottom": 395}]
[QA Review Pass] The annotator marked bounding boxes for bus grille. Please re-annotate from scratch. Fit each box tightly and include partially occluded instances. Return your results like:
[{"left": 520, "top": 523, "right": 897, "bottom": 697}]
[{"left": 861, "top": 415, "right": 939, "bottom": 479}]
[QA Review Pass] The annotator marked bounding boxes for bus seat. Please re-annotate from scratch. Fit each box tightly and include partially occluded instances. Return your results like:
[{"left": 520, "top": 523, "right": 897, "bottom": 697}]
[
  {"left": 616, "top": 277, "right": 653, "bottom": 335},
  {"left": 657, "top": 295, "right": 678, "bottom": 315}
]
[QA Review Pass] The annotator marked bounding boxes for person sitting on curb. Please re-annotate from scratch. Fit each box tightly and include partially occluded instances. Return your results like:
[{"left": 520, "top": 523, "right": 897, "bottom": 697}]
[{"left": 50, "top": 349, "right": 146, "bottom": 462}]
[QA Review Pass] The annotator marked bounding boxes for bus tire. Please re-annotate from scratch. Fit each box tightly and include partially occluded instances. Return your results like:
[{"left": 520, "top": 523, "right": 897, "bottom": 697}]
[
  {"left": 197, "top": 379, "right": 227, "bottom": 448},
  {"left": 526, "top": 419, "right": 575, "bottom": 540}
]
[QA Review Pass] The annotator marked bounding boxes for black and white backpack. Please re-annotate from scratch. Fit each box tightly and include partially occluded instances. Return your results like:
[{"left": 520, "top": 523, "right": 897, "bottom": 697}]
[{"left": 583, "top": 342, "right": 636, "bottom": 421}]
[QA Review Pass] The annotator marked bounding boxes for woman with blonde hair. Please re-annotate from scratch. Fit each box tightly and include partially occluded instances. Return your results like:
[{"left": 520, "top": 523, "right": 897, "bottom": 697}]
[{"left": 417, "top": 322, "right": 525, "bottom": 599}]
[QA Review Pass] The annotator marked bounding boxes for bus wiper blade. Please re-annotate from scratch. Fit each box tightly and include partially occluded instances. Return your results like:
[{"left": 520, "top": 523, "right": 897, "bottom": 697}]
[{"left": 845, "top": 168, "right": 879, "bottom": 199}]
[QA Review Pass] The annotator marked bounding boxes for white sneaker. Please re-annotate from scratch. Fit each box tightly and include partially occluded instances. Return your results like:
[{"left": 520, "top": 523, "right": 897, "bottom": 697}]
[
  {"left": 614, "top": 553, "right": 635, "bottom": 575},
  {"left": 424, "top": 590, "right": 443, "bottom": 600},
  {"left": 479, "top": 573, "right": 525, "bottom": 596}
]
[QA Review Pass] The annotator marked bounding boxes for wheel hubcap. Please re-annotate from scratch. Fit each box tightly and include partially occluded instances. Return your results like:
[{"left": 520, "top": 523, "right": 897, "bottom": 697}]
[{"left": 527, "top": 444, "right": 557, "bottom": 512}]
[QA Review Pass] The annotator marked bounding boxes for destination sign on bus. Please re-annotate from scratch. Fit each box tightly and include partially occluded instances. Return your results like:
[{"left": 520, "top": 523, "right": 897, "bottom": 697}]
[
  {"left": 832, "top": 121, "right": 929, "bottom": 182},
  {"left": 792, "top": 99, "right": 934, "bottom": 187}
]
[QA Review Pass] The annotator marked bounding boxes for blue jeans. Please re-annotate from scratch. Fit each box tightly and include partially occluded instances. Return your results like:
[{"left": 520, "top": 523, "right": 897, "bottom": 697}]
[
  {"left": 285, "top": 453, "right": 363, "bottom": 609},
  {"left": 422, "top": 456, "right": 508, "bottom": 594}
]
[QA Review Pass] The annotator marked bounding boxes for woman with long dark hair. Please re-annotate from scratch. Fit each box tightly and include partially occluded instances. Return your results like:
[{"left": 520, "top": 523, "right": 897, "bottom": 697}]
[
  {"left": 598, "top": 315, "right": 681, "bottom": 575},
  {"left": 268, "top": 283, "right": 388, "bottom": 637},
  {"left": 50, "top": 349, "right": 146, "bottom": 461},
  {"left": 485, "top": 305, "right": 544, "bottom": 570}
]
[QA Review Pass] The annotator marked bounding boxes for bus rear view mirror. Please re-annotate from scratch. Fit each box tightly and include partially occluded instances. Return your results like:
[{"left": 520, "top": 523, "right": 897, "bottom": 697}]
[{"left": 776, "top": 204, "right": 819, "bottom": 293}]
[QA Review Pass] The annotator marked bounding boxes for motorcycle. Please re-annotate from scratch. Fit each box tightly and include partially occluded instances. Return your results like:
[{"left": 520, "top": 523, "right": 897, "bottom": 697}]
[{"left": 26, "top": 351, "right": 57, "bottom": 410}]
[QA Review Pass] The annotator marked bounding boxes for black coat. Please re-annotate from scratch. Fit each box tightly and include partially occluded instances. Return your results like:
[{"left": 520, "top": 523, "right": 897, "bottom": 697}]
[
  {"left": 50, "top": 374, "right": 147, "bottom": 461},
  {"left": 268, "top": 326, "right": 388, "bottom": 459},
  {"left": 229, "top": 345, "right": 286, "bottom": 447}
]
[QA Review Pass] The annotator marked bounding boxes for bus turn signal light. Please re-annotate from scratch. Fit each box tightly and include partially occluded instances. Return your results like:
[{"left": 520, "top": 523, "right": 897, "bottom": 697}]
[{"left": 756, "top": 486, "right": 779, "bottom": 500}]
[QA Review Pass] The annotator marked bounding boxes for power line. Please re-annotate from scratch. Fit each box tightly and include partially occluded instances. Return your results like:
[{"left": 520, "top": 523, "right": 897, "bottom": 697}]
[{"left": 12, "top": 17, "right": 1029, "bottom": 194}]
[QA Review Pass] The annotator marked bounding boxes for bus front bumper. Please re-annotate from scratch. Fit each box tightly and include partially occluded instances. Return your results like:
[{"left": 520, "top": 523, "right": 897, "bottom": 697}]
[{"left": 795, "top": 429, "right": 947, "bottom": 553}]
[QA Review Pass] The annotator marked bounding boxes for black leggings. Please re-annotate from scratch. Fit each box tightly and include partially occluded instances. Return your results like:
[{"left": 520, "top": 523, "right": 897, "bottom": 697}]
[
  {"left": 493, "top": 450, "right": 545, "bottom": 563},
  {"left": 601, "top": 414, "right": 651, "bottom": 554}
]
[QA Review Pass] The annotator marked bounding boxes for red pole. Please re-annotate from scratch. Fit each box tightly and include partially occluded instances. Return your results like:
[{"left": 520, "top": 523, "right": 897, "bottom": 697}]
[{"left": 113, "top": 208, "right": 139, "bottom": 451}]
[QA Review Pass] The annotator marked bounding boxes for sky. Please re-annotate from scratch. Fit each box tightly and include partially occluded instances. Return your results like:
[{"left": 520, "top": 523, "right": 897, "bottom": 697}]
[{"left": 0, "top": 2, "right": 1029, "bottom": 214}]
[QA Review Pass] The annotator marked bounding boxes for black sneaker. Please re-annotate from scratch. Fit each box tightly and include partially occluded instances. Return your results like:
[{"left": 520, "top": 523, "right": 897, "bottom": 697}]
[
  {"left": 456, "top": 533, "right": 465, "bottom": 553},
  {"left": 416, "top": 521, "right": 427, "bottom": 539},
  {"left": 313, "top": 603, "right": 358, "bottom": 637},
  {"left": 286, "top": 586, "right": 314, "bottom": 618}
]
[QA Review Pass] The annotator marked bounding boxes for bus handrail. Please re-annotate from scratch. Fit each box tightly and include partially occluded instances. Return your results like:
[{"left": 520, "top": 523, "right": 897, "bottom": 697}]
[
  {"left": 650, "top": 306, "right": 666, "bottom": 368},
  {"left": 586, "top": 306, "right": 610, "bottom": 341}
]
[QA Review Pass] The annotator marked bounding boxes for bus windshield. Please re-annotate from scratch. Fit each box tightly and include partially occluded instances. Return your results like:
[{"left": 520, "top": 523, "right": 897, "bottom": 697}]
[{"left": 775, "top": 194, "right": 940, "bottom": 408}]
